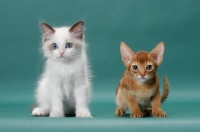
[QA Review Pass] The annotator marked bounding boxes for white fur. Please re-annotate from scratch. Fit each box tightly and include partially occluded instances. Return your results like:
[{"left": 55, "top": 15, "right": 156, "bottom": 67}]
[{"left": 32, "top": 24, "right": 92, "bottom": 118}]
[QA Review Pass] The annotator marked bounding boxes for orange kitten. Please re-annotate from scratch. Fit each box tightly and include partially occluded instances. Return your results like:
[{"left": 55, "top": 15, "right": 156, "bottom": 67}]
[{"left": 115, "top": 42, "right": 170, "bottom": 118}]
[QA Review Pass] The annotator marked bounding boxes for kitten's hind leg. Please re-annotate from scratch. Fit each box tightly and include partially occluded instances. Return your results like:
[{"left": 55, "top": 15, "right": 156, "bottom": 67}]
[
  {"left": 32, "top": 78, "right": 51, "bottom": 117},
  {"left": 76, "top": 108, "right": 92, "bottom": 118},
  {"left": 32, "top": 105, "right": 50, "bottom": 117},
  {"left": 115, "top": 88, "right": 127, "bottom": 116}
]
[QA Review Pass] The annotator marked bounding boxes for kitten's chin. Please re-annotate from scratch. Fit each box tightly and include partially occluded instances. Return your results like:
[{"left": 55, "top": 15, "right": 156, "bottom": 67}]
[
  {"left": 50, "top": 56, "right": 67, "bottom": 61},
  {"left": 133, "top": 76, "right": 148, "bottom": 83},
  {"left": 55, "top": 56, "right": 76, "bottom": 63},
  {"left": 137, "top": 78, "right": 148, "bottom": 83}
]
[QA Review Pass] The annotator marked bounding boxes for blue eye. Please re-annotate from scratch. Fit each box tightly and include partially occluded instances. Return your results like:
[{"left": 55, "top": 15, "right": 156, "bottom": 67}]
[
  {"left": 52, "top": 43, "right": 58, "bottom": 49},
  {"left": 66, "top": 43, "right": 73, "bottom": 48}
]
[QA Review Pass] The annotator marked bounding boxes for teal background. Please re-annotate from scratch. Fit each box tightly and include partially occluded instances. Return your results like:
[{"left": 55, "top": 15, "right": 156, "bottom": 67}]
[{"left": 0, "top": 0, "right": 200, "bottom": 131}]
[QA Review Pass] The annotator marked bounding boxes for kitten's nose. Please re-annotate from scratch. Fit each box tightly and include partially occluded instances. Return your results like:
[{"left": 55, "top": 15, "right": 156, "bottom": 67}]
[
  {"left": 140, "top": 73, "right": 145, "bottom": 78},
  {"left": 59, "top": 52, "right": 64, "bottom": 56}
]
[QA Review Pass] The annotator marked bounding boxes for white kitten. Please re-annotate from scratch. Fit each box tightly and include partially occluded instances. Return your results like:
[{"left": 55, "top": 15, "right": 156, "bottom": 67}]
[{"left": 32, "top": 21, "right": 92, "bottom": 118}]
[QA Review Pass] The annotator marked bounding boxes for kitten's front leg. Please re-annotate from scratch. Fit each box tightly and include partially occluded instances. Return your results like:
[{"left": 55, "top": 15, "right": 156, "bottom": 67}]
[
  {"left": 151, "top": 90, "right": 167, "bottom": 117},
  {"left": 74, "top": 82, "right": 92, "bottom": 118},
  {"left": 48, "top": 78, "right": 64, "bottom": 118},
  {"left": 127, "top": 92, "right": 143, "bottom": 118}
]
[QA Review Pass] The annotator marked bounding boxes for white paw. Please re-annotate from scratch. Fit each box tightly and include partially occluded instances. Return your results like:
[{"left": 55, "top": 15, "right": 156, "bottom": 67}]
[
  {"left": 32, "top": 108, "right": 46, "bottom": 116},
  {"left": 50, "top": 110, "right": 64, "bottom": 118},
  {"left": 76, "top": 109, "right": 93, "bottom": 118}
]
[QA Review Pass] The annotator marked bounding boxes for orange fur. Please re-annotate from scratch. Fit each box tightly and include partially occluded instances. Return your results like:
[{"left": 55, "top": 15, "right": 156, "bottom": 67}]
[{"left": 115, "top": 42, "right": 170, "bottom": 118}]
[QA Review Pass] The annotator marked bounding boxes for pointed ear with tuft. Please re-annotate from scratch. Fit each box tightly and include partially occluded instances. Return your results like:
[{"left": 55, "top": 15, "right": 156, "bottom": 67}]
[
  {"left": 40, "top": 23, "right": 55, "bottom": 41},
  {"left": 69, "top": 21, "right": 84, "bottom": 39},
  {"left": 149, "top": 42, "right": 165, "bottom": 65},
  {"left": 120, "top": 42, "right": 135, "bottom": 67}
]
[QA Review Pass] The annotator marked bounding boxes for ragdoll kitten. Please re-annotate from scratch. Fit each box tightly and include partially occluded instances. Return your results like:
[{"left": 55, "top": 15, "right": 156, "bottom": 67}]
[
  {"left": 31, "top": 21, "right": 92, "bottom": 118},
  {"left": 115, "top": 42, "right": 170, "bottom": 118}
]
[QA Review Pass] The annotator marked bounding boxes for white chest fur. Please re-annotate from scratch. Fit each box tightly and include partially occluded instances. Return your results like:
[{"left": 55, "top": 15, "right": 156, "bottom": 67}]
[{"left": 45, "top": 58, "right": 83, "bottom": 79}]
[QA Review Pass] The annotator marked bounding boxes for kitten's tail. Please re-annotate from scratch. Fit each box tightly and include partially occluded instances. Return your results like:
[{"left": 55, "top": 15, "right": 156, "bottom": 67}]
[{"left": 161, "top": 76, "right": 170, "bottom": 103}]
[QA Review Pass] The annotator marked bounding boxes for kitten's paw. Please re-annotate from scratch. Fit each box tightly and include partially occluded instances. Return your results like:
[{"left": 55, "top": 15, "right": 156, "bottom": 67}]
[
  {"left": 32, "top": 108, "right": 46, "bottom": 117},
  {"left": 76, "top": 109, "right": 92, "bottom": 118},
  {"left": 130, "top": 111, "right": 143, "bottom": 118},
  {"left": 115, "top": 109, "right": 126, "bottom": 116},
  {"left": 50, "top": 110, "right": 64, "bottom": 118},
  {"left": 152, "top": 110, "right": 167, "bottom": 117}
]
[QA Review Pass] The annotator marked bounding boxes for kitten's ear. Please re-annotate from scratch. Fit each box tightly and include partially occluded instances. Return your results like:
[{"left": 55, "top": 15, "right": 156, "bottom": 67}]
[
  {"left": 149, "top": 42, "right": 164, "bottom": 65},
  {"left": 40, "top": 23, "right": 55, "bottom": 41},
  {"left": 120, "top": 42, "right": 135, "bottom": 66},
  {"left": 69, "top": 21, "right": 84, "bottom": 39}
]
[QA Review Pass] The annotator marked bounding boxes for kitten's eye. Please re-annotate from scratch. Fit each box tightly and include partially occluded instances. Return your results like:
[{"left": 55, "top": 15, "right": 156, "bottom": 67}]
[
  {"left": 132, "top": 65, "right": 138, "bottom": 70},
  {"left": 52, "top": 43, "right": 58, "bottom": 49},
  {"left": 146, "top": 65, "right": 153, "bottom": 70},
  {"left": 66, "top": 42, "right": 73, "bottom": 48}
]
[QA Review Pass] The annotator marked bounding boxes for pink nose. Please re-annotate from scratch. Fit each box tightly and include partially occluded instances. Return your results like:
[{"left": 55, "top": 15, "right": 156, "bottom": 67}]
[
  {"left": 60, "top": 52, "right": 64, "bottom": 56},
  {"left": 140, "top": 73, "right": 145, "bottom": 78}
]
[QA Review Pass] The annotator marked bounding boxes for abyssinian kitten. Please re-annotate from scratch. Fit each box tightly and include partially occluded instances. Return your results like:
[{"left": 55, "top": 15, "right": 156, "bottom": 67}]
[
  {"left": 115, "top": 42, "right": 170, "bottom": 118},
  {"left": 31, "top": 21, "right": 92, "bottom": 118}
]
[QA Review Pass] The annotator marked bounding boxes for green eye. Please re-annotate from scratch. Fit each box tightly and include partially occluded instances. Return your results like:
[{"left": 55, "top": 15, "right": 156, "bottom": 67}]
[
  {"left": 146, "top": 65, "right": 153, "bottom": 70},
  {"left": 132, "top": 65, "right": 138, "bottom": 70}
]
